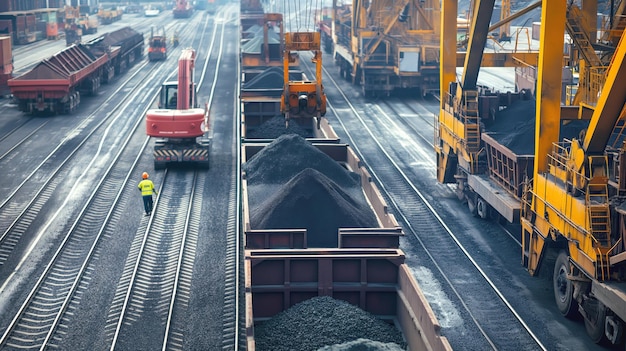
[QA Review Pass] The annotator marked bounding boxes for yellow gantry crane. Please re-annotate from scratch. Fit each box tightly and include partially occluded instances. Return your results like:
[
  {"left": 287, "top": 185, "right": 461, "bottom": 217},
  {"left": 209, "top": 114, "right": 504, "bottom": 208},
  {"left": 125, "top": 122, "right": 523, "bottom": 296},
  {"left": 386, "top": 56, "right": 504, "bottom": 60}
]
[
  {"left": 436, "top": 0, "right": 538, "bottom": 222},
  {"left": 521, "top": 0, "right": 626, "bottom": 345},
  {"left": 332, "top": 0, "right": 441, "bottom": 96}
]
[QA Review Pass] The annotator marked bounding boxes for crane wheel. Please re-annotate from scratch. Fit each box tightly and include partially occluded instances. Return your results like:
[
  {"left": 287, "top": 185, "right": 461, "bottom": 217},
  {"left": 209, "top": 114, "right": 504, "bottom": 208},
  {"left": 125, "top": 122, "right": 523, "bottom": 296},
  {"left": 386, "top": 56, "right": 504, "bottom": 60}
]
[
  {"left": 476, "top": 197, "right": 489, "bottom": 219},
  {"left": 583, "top": 299, "right": 607, "bottom": 344},
  {"left": 553, "top": 251, "right": 577, "bottom": 318}
]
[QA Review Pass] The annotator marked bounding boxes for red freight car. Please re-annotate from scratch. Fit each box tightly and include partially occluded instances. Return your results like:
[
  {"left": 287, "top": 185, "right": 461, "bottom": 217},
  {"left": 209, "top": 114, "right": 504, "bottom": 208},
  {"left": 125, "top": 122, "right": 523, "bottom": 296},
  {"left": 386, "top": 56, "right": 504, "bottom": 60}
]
[
  {"left": 8, "top": 26, "right": 143, "bottom": 114},
  {"left": 8, "top": 44, "right": 107, "bottom": 113}
]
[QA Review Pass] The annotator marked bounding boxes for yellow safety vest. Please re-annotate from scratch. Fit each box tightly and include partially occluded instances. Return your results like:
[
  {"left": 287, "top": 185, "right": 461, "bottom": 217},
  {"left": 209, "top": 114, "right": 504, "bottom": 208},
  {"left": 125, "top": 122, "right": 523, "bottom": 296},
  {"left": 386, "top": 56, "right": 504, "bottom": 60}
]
[{"left": 138, "top": 179, "right": 156, "bottom": 196}]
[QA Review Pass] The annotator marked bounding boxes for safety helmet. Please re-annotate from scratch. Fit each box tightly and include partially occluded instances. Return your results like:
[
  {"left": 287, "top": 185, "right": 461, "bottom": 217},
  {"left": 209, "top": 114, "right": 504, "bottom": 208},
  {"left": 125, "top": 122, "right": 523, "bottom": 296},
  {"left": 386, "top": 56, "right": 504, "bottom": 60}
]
[{"left": 142, "top": 172, "right": 149, "bottom": 179}]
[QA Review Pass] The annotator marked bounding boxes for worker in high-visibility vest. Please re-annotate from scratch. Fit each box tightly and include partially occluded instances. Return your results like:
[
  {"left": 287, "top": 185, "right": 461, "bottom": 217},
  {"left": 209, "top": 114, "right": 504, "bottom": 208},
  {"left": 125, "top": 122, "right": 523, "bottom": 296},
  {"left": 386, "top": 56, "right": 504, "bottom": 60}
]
[{"left": 138, "top": 172, "right": 158, "bottom": 216}]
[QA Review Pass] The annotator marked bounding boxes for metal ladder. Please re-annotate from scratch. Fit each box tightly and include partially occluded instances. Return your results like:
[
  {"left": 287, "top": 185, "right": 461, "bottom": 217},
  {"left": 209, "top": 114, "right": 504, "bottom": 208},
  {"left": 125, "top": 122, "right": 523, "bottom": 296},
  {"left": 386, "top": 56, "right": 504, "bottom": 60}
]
[
  {"left": 566, "top": 5, "right": 603, "bottom": 67},
  {"left": 586, "top": 181, "right": 611, "bottom": 249},
  {"left": 463, "top": 90, "right": 480, "bottom": 152}
]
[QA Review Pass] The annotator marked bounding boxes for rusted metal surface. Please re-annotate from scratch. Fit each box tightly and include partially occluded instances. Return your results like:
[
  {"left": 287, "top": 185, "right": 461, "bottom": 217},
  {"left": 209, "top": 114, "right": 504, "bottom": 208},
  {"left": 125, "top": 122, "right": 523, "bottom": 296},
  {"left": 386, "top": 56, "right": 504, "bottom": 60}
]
[
  {"left": 245, "top": 249, "right": 452, "bottom": 351},
  {"left": 482, "top": 132, "right": 534, "bottom": 198}
]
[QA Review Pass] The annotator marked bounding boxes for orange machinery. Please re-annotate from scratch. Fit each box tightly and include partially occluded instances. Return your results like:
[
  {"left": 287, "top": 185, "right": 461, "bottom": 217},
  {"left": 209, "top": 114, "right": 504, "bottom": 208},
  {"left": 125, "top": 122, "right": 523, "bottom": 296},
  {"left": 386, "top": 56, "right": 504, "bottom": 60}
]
[
  {"left": 173, "top": 0, "right": 194, "bottom": 18},
  {"left": 146, "top": 49, "right": 210, "bottom": 169}
]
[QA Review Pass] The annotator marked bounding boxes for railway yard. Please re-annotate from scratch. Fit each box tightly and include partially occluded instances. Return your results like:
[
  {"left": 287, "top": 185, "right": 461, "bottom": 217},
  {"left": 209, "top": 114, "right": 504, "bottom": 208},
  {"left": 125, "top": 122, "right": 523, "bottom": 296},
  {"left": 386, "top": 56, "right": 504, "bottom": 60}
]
[{"left": 0, "top": 1, "right": 623, "bottom": 350}]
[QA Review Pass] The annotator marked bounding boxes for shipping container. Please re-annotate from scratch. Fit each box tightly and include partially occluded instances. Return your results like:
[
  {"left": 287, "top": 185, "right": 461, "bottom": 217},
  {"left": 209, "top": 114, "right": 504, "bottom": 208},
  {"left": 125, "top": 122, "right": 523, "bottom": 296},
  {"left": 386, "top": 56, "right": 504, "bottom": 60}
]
[{"left": 0, "top": 36, "right": 11, "bottom": 71}]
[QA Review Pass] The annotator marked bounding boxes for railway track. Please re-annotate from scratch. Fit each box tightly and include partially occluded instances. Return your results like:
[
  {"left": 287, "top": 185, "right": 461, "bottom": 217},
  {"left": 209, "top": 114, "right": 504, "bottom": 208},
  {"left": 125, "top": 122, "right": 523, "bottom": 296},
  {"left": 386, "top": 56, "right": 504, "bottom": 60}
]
[
  {"left": 0, "top": 60, "right": 169, "bottom": 274},
  {"left": 0, "top": 118, "right": 51, "bottom": 161},
  {"left": 0, "top": 9, "right": 239, "bottom": 350},
  {"left": 0, "top": 118, "right": 152, "bottom": 349},
  {"left": 0, "top": 9, "right": 218, "bottom": 276},
  {"left": 301, "top": 53, "right": 547, "bottom": 350},
  {"left": 107, "top": 170, "right": 204, "bottom": 350}
]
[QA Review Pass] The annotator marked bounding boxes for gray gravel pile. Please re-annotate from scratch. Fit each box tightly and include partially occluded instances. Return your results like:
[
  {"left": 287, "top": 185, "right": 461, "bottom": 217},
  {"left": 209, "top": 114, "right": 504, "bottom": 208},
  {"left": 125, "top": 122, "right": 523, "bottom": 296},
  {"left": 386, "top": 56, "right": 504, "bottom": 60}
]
[
  {"left": 250, "top": 168, "right": 378, "bottom": 247},
  {"left": 243, "top": 134, "right": 359, "bottom": 187},
  {"left": 484, "top": 99, "right": 589, "bottom": 155},
  {"left": 254, "top": 296, "right": 406, "bottom": 351},
  {"left": 246, "top": 115, "right": 312, "bottom": 139}
]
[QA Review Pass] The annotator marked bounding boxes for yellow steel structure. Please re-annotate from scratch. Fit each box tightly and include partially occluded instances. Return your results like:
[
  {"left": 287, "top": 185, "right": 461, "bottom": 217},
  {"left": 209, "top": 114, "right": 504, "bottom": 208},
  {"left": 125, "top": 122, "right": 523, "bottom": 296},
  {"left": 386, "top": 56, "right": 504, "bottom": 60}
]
[
  {"left": 566, "top": 3, "right": 608, "bottom": 107},
  {"left": 523, "top": 24, "right": 626, "bottom": 281},
  {"left": 520, "top": 0, "right": 626, "bottom": 345},
  {"left": 437, "top": 0, "right": 626, "bottom": 343},
  {"left": 239, "top": 13, "right": 300, "bottom": 69},
  {"left": 281, "top": 32, "right": 326, "bottom": 124},
  {"left": 332, "top": 0, "right": 440, "bottom": 96},
  {"left": 435, "top": 0, "right": 546, "bottom": 224},
  {"left": 436, "top": 0, "right": 498, "bottom": 184}
]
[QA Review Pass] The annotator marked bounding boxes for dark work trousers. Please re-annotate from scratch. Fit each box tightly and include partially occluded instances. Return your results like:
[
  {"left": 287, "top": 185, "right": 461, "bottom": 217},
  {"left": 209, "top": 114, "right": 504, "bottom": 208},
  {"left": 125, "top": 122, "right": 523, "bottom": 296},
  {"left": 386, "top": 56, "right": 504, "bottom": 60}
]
[{"left": 142, "top": 195, "right": 154, "bottom": 214}]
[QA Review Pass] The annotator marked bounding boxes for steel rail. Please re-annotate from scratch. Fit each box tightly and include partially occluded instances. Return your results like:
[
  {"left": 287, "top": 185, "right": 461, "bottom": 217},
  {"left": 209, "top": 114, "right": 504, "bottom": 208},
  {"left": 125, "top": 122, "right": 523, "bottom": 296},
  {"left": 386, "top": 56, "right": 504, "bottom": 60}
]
[
  {"left": 378, "top": 98, "right": 524, "bottom": 247},
  {"left": 108, "top": 13, "right": 228, "bottom": 350},
  {"left": 304, "top": 54, "right": 547, "bottom": 350},
  {"left": 0, "top": 11, "right": 219, "bottom": 350},
  {"left": 0, "top": 119, "right": 51, "bottom": 161},
  {"left": 107, "top": 170, "right": 198, "bottom": 350},
  {"left": 162, "top": 172, "right": 199, "bottom": 351},
  {"left": 0, "top": 60, "right": 167, "bottom": 270},
  {"left": 0, "top": 107, "right": 153, "bottom": 349},
  {"left": 209, "top": 8, "right": 244, "bottom": 350}
]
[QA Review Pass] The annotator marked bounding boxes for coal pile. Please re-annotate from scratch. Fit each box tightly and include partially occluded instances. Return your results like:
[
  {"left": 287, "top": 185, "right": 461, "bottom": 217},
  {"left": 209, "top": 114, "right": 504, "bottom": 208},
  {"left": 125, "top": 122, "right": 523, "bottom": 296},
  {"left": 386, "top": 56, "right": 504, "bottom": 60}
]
[
  {"left": 241, "top": 30, "right": 280, "bottom": 53},
  {"left": 484, "top": 99, "right": 589, "bottom": 155},
  {"left": 250, "top": 168, "right": 378, "bottom": 247},
  {"left": 254, "top": 296, "right": 406, "bottom": 351},
  {"left": 317, "top": 339, "right": 406, "bottom": 351},
  {"left": 243, "top": 134, "right": 359, "bottom": 187},
  {"left": 246, "top": 115, "right": 311, "bottom": 139},
  {"left": 243, "top": 66, "right": 303, "bottom": 91},
  {"left": 244, "top": 135, "right": 378, "bottom": 247}
]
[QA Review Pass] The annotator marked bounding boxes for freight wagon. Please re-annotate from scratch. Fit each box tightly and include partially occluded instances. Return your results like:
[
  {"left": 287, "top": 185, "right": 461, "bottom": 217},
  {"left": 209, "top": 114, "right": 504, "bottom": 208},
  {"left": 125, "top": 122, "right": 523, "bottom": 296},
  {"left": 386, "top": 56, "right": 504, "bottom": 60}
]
[
  {"left": 239, "top": 4, "right": 449, "bottom": 345},
  {"left": 8, "top": 26, "right": 143, "bottom": 114},
  {"left": 97, "top": 8, "right": 122, "bottom": 24},
  {"left": 240, "top": 66, "right": 334, "bottom": 141},
  {"left": 0, "top": 11, "right": 38, "bottom": 44},
  {"left": 435, "top": 1, "right": 626, "bottom": 346},
  {"left": 242, "top": 137, "right": 452, "bottom": 351},
  {"left": 240, "top": 11, "right": 301, "bottom": 73}
]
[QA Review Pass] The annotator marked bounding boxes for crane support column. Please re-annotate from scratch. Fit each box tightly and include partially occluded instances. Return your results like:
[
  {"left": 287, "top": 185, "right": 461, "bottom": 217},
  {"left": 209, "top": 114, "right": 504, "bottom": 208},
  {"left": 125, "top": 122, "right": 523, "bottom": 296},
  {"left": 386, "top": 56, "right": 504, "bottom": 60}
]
[
  {"left": 583, "top": 36, "right": 626, "bottom": 153},
  {"left": 440, "top": 0, "right": 457, "bottom": 111},
  {"left": 459, "top": 0, "right": 495, "bottom": 92},
  {"left": 533, "top": 0, "right": 567, "bottom": 175}
]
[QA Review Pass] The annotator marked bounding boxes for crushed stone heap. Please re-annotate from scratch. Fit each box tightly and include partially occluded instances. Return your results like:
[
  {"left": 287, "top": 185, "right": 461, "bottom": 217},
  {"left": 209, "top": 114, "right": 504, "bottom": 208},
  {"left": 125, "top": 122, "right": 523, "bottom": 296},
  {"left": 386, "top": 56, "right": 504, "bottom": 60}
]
[
  {"left": 243, "top": 134, "right": 378, "bottom": 247},
  {"left": 253, "top": 296, "right": 406, "bottom": 351}
]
